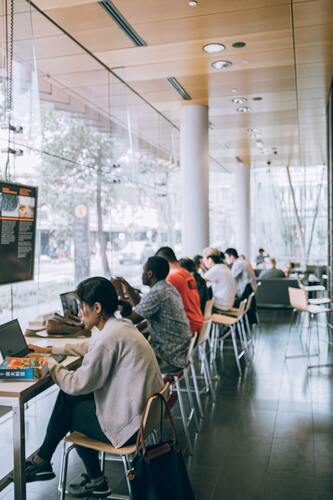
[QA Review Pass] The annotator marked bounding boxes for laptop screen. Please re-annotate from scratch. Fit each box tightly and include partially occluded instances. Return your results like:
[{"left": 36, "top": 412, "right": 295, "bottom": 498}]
[
  {"left": 60, "top": 291, "right": 79, "bottom": 316},
  {"left": 0, "top": 319, "right": 28, "bottom": 358}
]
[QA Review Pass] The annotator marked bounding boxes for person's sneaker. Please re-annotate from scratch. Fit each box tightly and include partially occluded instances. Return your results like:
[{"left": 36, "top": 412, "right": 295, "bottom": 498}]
[
  {"left": 68, "top": 473, "right": 111, "bottom": 498},
  {"left": 24, "top": 459, "right": 55, "bottom": 482}
]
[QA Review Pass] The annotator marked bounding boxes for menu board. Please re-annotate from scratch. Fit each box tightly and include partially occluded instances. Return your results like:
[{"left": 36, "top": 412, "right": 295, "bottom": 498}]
[{"left": 0, "top": 181, "right": 38, "bottom": 285}]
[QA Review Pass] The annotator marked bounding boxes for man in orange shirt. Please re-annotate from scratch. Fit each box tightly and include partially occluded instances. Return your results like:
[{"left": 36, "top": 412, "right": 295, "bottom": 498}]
[{"left": 155, "top": 247, "right": 203, "bottom": 334}]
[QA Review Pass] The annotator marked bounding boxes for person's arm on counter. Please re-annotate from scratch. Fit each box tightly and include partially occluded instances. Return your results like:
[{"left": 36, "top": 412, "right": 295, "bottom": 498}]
[{"left": 28, "top": 341, "right": 89, "bottom": 357}]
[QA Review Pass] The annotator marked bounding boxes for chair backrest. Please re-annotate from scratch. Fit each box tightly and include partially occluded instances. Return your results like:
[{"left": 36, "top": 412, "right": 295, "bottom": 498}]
[
  {"left": 203, "top": 299, "right": 214, "bottom": 320},
  {"left": 185, "top": 331, "right": 199, "bottom": 364},
  {"left": 197, "top": 319, "right": 212, "bottom": 346},
  {"left": 141, "top": 382, "right": 170, "bottom": 441},
  {"left": 245, "top": 292, "right": 255, "bottom": 314},
  {"left": 237, "top": 299, "right": 247, "bottom": 317},
  {"left": 288, "top": 287, "right": 308, "bottom": 311},
  {"left": 296, "top": 275, "right": 305, "bottom": 289}
]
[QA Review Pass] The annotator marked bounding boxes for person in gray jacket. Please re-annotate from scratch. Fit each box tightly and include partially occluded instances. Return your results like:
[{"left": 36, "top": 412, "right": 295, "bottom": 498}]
[{"left": 23, "top": 277, "right": 163, "bottom": 498}]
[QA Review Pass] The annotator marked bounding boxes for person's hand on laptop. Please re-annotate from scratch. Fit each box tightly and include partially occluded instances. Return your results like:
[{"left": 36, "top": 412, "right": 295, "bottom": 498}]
[{"left": 28, "top": 344, "right": 52, "bottom": 354}]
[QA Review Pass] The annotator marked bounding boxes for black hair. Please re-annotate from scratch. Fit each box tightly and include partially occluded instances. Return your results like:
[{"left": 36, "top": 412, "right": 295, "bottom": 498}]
[
  {"left": 225, "top": 248, "right": 239, "bottom": 259},
  {"left": 76, "top": 276, "right": 132, "bottom": 317},
  {"left": 258, "top": 248, "right": 265, "bottom": 253},
  {"left": 220, "top": 251, "right": 225, "bottom": 261},
  {"left": 155, "top": 246, "right": 177, "bottom": 263},
  {"left": 207, "top": 254, "right": 223, "bottom": 264},
  {"left": 179, "top": 257, "right": 195, "bottom": 273},
  {"left": 193, "top": 255, "right": 203, "bottom": 270},
  {"left": 146, "top": 256, "right": 170, "bottom": 280}
]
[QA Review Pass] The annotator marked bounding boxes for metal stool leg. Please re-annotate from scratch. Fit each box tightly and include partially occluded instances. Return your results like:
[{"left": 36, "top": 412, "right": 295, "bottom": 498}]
[
  {"left": 202, "top": 348, "right": 216, "bottom": 402},
  {"left": 122, "top": 455, "right": 133, "bottom": 499},
  {"left": 184, "top": 367, "right": 200, "bottom": 432},
  {"left": 58, "top": 440, "right": 67, "bottom": 493},
  {"left": 175, "top": 377, "right": 193, "bottom": 454},
  {"left": 230, "top": 326, "right": 242, "bottom": 377},
  {"left": 189, "top": 359, "right": 204, "bottom": 418},
  {"left": 60, "top": 444, "right": 75, "bottom": 500}
]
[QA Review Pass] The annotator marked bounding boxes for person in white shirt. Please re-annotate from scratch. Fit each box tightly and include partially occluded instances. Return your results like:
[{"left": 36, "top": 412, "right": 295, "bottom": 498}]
[
  {"left": 225, "top": 247, "right": 255, "bottom": 299},
  {"left": 202, "top": 247, "right": 236, "bottom": 311}
]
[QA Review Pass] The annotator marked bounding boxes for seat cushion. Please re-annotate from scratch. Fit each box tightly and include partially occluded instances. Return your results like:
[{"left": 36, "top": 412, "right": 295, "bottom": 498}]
[{"left": 65, "top": 431, "right": 136, "bottom": 455}]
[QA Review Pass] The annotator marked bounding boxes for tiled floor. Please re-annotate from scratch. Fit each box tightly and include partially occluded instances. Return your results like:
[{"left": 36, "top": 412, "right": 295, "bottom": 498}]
[{"left": 0, "top": 310, "right": 333, "bottom": 499}]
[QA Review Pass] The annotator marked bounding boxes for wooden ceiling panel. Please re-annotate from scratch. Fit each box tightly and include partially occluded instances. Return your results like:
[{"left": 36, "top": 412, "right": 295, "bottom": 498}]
[
  {"left": 49, "top": 70, "right": 110, "bottom": 89},
  {"left": 29, "top": 0, "right": 333, "bottom": 167},
  {"left": 37, "top": 53, "right": 102, "bottom": 75},
  {"left": 111, "top": 0, "right": 290, "bottom": 25},
  {"left": 296, "top": 45, "right": 333, "bottom": 64},
  {"left": 113, "top": 49, "right": 294, "bottom": 83},
  {"left": 74, "top": 28, "right": 134, "bottom": 52},
  {"left": 15, "top": 34, "right": 83, "bottom": 61},
  {"left": 294, "top": 0, "right": 333, "bottom": 28},
  {"left": 295, "top": 24, "right": 333, "bottom": 46},
  {"left": 34, "top": 0, "right": 96, "bottom": 9},
  {"left": 129, "top": 5, "right": 292, "bottom": 46},
  {"left": 40, "top": 4, "right": 114, "bottom": 33}
]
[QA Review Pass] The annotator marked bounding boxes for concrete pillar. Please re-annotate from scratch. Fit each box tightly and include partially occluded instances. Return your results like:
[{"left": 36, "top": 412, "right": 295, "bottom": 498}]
[
  {"left": 180, "top": 104, "right": 209, "bottom": 256},
  {"left": 235, "top": 164, "right": 251, "bottom": 259}
]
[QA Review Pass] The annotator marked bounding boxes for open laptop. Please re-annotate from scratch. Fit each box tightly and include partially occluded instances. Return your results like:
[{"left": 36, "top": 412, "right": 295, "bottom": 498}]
[
  {"left": 60, "top": 291, "right": 79, "bottom": 317},
  {"left": 0, "top": 319, "right": 65, "bottom": 363}
]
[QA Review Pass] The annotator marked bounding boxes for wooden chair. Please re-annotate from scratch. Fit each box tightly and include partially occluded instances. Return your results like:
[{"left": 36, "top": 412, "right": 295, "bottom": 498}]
[
  {"left": 184, "top": 300, "right": 216, "bottom": 419},
  {"left": 210, "top": 299, "right": 248, "bottom": 377},
  {"left": 221, "top": 293, "right": 255, "bottom": 352},
  {"left": 286, "top": 287, "right": 331, "bottom": 368},
  {"left": 163, "top": 332, "right": 200, "bottom": 455},
  {"left": 196, "top": 318, "right": 216, "bottom": 402},
  {"left": 59, "top": 383, "right": 170, "bottom": 500}
]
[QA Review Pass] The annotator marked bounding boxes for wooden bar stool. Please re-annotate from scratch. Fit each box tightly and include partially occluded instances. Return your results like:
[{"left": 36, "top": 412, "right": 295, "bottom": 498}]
[
  {"left": 163, "top": 333, "right": 200, "bottom": 455},
  {"left": 286, "top": 287, "right": 331, "bottom": 367},
  {"left": 210, "top": 300, "right": 248, "bottom": 377}
]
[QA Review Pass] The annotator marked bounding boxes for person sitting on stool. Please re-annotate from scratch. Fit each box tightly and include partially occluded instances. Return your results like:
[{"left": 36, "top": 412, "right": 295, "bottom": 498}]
[{"left": 23, "top": 277, "right": 163, "bottom": 498}]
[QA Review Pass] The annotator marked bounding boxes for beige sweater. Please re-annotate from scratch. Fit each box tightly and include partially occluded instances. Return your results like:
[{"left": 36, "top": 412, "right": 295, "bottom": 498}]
[{"left": 48, "top": 317, "right": 163, "bottom": 448}]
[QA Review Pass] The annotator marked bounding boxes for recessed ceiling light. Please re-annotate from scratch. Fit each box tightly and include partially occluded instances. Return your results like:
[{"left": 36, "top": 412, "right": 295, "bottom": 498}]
[
  {"left": 211, "top": 60, "right": 232, "bottom": 70},
  {"left": 253, "top": 96, "right": 263, "bottom": 101},
  {"left": 232, "top": 41, "right": 246, "bottom": 49},
  {"left": 231, "top": 96, "right": 247, "bottom": 104},
  {"left": 202, "top": 43, "right": 225, "bottom": 54},
  {"left": 232, "top": 88, "right": 238, "bottom": 93},
  {"left": 241, "top": 60, "right": 249, "bottom": 65},
  {"left": 188, "top": 0, "right": 198, "bottom": 6},
  {"left": 237, "top": 106, "right": 251, "bottom": 113}
]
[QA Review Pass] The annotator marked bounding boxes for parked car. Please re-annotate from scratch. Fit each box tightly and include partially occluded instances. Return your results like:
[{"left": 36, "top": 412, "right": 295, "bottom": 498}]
[{"left": 118, "top": 241, "right": 155, "bottom": 265}]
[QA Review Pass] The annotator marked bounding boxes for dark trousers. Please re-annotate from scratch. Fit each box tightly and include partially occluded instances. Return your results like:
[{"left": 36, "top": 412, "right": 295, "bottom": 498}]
[
  {"left": 234, "top": 283, "right": 257, "bottom": 325},
  {"left": 38, "top": 391, "right": 110, "bottom": 479}
]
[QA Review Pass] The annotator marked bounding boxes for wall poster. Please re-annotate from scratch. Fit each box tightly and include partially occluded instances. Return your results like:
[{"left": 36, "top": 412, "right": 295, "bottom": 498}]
[{"left": 0, "top": 181, "right": 38, "bottom": 285}]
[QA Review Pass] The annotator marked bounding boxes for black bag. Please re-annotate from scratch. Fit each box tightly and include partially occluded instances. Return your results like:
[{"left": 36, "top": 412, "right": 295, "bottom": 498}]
[{"left": 128, "top": 393, "right": 195, "bottom": 500}]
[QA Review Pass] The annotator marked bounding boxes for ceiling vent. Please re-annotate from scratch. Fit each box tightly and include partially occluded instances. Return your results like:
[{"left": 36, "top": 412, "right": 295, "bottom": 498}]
[
  {"left": 167, "top": 77, "right": 192, "bottom": 100},
  {"left": 99, "top": 1, "right": 146, "bottom": 46}
]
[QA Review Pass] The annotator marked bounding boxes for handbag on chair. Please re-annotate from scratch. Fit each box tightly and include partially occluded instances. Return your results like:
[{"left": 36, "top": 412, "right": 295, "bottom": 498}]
[{"left": 128, "top": 392, "right": 195, "bottom": 500}]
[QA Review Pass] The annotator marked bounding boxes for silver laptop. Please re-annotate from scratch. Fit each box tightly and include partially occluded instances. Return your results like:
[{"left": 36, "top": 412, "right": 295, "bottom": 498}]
[{"left": 60, "top": 291, "right": 79, "bottom": 317}]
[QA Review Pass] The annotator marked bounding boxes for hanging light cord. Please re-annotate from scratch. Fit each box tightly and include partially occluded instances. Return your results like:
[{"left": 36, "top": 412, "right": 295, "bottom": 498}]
[{"left": 4, "top": 0, "right": 15, "bottom": 181}]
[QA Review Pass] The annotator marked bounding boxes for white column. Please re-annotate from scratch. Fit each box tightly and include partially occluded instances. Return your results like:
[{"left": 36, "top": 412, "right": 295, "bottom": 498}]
[
  {"left": 234, "top": 164, "right": 251, "bottom": 259},
  {"left": 180, "top": 104, "right": 209, "bottom": 256}
]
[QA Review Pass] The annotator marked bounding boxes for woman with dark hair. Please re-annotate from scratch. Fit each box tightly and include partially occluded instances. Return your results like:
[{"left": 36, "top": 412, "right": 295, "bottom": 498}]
[
  {"left": 179, "top": 257, "right": 211, "bottom": 314},
  {"left": 24, "top": 277, "right": 163, "bottom": 497},
  {"left": 193, "top": 254, "right": 206, "bottom": 276}
]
